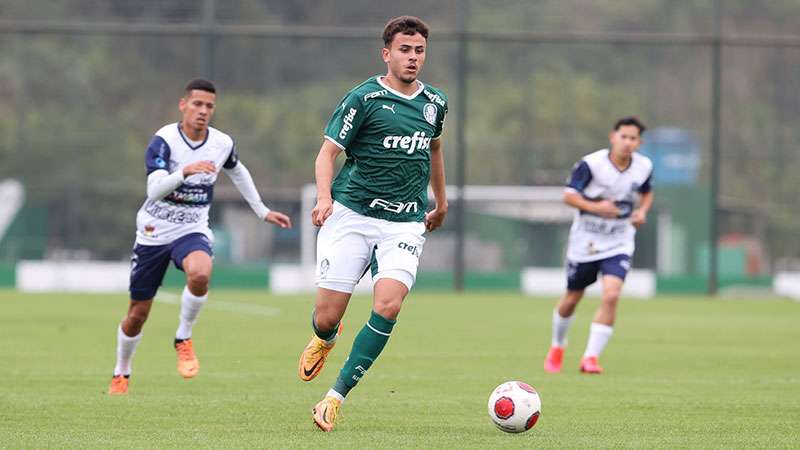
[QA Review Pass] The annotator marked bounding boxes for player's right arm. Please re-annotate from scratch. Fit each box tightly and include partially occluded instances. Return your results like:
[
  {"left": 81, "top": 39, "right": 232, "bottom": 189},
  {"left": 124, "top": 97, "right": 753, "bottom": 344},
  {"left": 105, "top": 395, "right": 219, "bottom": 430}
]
[
  {"left": 563, "top": 160, "right": 619, "bottom": 218},
  {"left": 311, "top": 139, "right": 342, "bottom": 226},
  {"left": 564, "top": 191, "right": 619, "bottom": 219},
  {"left": 313, "top": 90, "right": 366, "bottom": 226},
  {"left": 146, "top": 161, "right": 215, "bottom": 201},
  {"left": 143, "top": 135, "right": 215, "bottom": 201}
]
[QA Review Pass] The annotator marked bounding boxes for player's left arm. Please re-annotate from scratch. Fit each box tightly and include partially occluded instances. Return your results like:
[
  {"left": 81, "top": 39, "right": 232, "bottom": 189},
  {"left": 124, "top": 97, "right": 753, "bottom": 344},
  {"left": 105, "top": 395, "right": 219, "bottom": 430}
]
[
  {"left": 631, "top": 169, "right": 654, "bottom": 227},
  {"left": 223, "top": 152, "right": 292, "bottom": 229},
  {"left": 425, "top": 138, "right": 448, "bottom": 232},
  {"left": 631, "top": 190, "right": 653, "bottom": 227}
]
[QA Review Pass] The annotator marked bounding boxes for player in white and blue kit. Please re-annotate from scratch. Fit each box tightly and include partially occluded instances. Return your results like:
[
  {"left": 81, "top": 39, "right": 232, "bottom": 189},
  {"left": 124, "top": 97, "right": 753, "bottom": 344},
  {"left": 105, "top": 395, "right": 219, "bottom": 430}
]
[
  {"left": 544, "top": 117, "right": 653, "bottom": 375},
  {"left": 108, "top": 79, "right": 292, "bottom": 395}
]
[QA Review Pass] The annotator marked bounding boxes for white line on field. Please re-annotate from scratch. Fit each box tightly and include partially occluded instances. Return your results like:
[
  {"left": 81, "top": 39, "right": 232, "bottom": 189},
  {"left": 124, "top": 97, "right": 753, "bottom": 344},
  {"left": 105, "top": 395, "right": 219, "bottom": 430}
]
[{"left": 155, "top": 292, "right": 280, "bottom": 316}]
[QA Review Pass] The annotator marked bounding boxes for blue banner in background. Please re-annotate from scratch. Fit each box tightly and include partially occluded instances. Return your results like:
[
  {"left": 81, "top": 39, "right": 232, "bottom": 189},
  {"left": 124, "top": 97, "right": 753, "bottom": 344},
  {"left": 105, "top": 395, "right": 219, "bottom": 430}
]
[{"left": 639, "top": 127, "right": 701, "bottom": 186}]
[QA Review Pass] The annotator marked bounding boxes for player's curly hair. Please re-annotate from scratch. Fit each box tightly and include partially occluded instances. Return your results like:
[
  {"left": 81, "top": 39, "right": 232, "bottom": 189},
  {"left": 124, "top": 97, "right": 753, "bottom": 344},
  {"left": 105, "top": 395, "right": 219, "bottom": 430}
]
[{"left": 382, "top": 16, "right": 429, "bottom": 47}]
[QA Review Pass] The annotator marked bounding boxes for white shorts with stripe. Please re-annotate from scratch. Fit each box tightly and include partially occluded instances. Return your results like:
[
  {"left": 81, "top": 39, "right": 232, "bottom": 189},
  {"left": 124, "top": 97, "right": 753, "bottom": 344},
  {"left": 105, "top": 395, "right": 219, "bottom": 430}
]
[{"left": 315, "top": 201, "right": 426, "bottom": 294}]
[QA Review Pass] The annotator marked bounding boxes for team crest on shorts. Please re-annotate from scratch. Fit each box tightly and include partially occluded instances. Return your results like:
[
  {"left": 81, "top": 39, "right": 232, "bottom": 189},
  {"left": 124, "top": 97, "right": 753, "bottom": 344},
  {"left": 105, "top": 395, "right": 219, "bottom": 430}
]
[
  {"left": 423, "top": 103, "right": 437, "bottom": 125},
  {"left": 319, "top": 258, "right": 330, "bottom": 278}
]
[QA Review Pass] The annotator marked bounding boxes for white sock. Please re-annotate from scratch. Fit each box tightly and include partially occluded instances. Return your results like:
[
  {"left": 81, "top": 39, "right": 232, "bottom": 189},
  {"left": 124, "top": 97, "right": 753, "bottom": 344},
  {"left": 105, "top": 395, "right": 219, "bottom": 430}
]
[
  {"left": 175, "top": 285, "right": 208, "bottom": 340},
  {"left": 114, "top": 325, "right": 142, "bottom": 376},
  {"left": 327, "top": 388, "right": 345, "bottom": 403},
  {"left": 583, "top": 322, "right": 614, "bottom": 358},
  {"left": 551, "top": 309, "right": 575, "bottom": 347}
]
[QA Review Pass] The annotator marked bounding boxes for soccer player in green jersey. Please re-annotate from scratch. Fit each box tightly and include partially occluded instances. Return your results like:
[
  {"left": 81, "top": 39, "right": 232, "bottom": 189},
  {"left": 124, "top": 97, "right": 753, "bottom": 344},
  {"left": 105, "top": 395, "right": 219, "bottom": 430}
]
[{"left": 297, "top": 16, "right": 449, "bottom": 431}]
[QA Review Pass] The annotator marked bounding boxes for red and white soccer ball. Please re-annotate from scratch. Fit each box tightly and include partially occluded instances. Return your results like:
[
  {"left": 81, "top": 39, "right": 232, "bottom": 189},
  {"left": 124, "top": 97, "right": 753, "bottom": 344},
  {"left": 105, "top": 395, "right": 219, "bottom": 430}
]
[{"left": 487, "top": 381, "right": 541, "bottom": 433}]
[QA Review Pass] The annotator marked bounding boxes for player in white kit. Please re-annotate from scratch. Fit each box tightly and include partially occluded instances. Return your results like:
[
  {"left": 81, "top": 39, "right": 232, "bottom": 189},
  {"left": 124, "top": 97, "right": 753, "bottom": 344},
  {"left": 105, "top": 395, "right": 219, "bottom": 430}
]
[
  {"left": 544, "top": 116, "right": 653, "bottom": 375},
  {"left": 108, "top": 79, "right": 292, "bottom": 394}
]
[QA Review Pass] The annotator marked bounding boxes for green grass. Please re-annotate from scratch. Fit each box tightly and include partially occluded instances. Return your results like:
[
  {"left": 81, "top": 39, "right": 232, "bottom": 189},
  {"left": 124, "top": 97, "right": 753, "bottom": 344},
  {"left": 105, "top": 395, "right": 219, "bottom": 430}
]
[{"left": 0, "top": 289, "right": 798, "bottom": 448}]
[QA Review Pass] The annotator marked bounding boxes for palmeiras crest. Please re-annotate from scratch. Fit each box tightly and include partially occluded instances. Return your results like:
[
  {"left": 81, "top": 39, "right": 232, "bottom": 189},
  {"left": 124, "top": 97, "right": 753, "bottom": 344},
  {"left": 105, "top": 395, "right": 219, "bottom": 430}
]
[{"left": 423, "top": 103, "right": 437, "bottom": 125}]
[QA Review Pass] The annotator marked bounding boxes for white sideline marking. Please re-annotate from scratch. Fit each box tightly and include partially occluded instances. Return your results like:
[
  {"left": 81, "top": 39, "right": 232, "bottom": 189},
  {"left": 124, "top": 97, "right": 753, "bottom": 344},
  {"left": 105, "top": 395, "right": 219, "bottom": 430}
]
[{"left": 155, "top": 292, "right": 280, "bottom": 316}]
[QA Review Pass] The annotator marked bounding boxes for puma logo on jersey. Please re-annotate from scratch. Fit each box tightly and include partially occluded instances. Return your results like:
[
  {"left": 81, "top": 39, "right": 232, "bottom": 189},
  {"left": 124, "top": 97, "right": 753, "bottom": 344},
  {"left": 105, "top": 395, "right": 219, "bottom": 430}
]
[
  {"left": 382, "top": 104, "right": 396, "bottom": 114},
  {"left": 382, "top": 131, "right": 431, "bottom": 154},
  {"left": 339, "top": 107, "right": 357, "bottom": 140}
]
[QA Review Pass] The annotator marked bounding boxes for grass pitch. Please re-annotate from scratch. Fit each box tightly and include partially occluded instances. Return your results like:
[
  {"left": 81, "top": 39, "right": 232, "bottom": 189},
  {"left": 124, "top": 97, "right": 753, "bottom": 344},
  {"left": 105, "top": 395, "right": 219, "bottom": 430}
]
[{"left": 0, "top": 289, "right": 797, "bottom": 448}]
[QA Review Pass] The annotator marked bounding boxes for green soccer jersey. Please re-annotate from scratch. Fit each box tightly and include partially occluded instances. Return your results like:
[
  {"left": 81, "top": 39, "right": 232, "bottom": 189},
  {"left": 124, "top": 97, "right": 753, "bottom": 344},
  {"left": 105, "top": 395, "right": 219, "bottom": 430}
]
[{"left": 323, "top": 76, "right": 448, "bottom": 222}]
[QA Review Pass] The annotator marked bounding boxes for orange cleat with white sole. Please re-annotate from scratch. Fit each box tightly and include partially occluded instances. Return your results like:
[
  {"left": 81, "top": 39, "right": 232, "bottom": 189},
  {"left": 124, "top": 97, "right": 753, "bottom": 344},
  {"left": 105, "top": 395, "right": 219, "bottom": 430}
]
[
  {"left": 298, "top": 323, "right": 342, "bottom": 382},
  {"left": 175, "top": 338, "right": 199, "bottom": 379},
  {"left": 580, "top": 356, "right": 604, "bottom": 374},
  {"left": 312, "top": 396, "right": 342, "bottom": 432},
  {"left": 544, "top": 346, "right": 565, "bottom": 373},
  {"left": 108, "top": 375, "right": 129, "bottom": 395}
]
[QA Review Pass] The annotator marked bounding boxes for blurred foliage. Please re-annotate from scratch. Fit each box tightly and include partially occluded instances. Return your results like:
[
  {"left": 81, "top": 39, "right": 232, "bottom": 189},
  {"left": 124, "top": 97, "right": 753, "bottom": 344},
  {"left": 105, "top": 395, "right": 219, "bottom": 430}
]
[{"left": 1, "top": 0, "right": 799, "bottom": 262}]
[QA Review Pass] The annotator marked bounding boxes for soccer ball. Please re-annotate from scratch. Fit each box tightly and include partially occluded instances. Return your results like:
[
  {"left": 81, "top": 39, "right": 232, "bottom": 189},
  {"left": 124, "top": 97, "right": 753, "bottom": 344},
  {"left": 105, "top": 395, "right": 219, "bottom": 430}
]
[{"left": 487, "top": 381, "right": 542, "bottom": 433}]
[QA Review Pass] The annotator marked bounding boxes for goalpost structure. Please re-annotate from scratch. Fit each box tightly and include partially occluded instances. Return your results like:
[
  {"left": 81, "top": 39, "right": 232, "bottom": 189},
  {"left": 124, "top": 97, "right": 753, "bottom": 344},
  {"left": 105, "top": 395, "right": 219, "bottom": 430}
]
[{"left": 0, "top": 179, "right": 24, "bottom": 244}]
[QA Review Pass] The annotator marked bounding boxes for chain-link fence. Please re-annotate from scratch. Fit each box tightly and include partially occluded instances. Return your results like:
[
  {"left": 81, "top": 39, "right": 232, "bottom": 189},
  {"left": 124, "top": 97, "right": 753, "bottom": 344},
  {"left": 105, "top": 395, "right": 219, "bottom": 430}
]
[{"left": 2, "top": 0, "right": 799, "bottom": 292}]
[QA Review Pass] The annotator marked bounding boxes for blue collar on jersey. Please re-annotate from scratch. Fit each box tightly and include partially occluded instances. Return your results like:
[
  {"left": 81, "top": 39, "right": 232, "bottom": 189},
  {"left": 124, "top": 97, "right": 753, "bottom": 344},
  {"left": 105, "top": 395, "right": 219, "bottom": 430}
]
[
  {"left": 607, "top": 152, "right": 633, "bottom": 173},
  {"left": 177, "top": 122, "right": 210, "bottom": 150}
]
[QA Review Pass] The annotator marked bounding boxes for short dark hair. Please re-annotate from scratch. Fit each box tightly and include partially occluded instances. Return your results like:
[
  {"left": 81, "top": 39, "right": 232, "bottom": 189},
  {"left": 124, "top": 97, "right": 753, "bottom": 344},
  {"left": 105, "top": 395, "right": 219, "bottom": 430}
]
[
  {"left": 382, "top": 16, "right": 429, "bottom": 47},
  {"left": 613, "top": 116, "right": 646, "bottom": 135},
  {"left": 184, "top": 78, "right": 216, "bottom": 95}
]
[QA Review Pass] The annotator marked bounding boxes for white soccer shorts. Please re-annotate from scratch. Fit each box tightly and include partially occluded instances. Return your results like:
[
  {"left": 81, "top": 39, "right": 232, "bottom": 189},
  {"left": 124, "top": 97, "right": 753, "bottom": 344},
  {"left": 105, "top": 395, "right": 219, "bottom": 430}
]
[{"left": 315, "top": 201, "right": 426, "bottom": 293}]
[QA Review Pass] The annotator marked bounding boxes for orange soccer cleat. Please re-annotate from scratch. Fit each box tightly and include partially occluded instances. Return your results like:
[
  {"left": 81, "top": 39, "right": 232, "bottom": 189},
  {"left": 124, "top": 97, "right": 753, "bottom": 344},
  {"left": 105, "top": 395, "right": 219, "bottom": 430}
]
[
  {"left": 544, "top": 346, "right": 565, "bottom": 373},
  {"left": 312, "top": 396, "right": 342, "bottom": 432},
  {"left": 580, "top": 356, "right": 604, "bottom": 374},
  {"left": 175, "top": 339, "right": 200, "bottom": 379},
  {"left": 298, "top": 323, "right": 342, "bottom": 382},
  {"left": 108, "top": 375, "right": 129, "bottom": 395}
]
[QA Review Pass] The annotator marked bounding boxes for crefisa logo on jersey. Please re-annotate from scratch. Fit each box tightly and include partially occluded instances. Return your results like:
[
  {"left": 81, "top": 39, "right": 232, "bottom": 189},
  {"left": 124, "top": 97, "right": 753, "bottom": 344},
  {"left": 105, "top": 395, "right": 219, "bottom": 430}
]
[
  {"left": 339, "top": 107, "right": 357, "bottom": 140},
  {"left": 423, "top": 103, "right": 437, "bottom": 125},
  {"left": 423, "top": 90, "right": 446, "bottom": 107},
  {"left": 382, "top": 131, "right": 432, "bottom": 154}
]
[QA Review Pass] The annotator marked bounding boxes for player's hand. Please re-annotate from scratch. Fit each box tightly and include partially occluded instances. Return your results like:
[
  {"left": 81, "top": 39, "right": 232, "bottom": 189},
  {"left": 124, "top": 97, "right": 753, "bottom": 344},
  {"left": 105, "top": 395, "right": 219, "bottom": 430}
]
[
  {"left": 592, "top": 200, "right": 621, "bottom": 219},
  {"left": 182, "top": 160, "right": 216, "bottom": 177},
  {"left": 312, "top": 197, "right": 333, "bottom": 226},
  {"left": 264, "top": 211, "right": 292, "bottom": 229},
  {"left": 425, "top": 206, "right": 448, "bottom": 232},
  {"left": 631, "top": 209, "right": 647, "bottom": 227}
]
